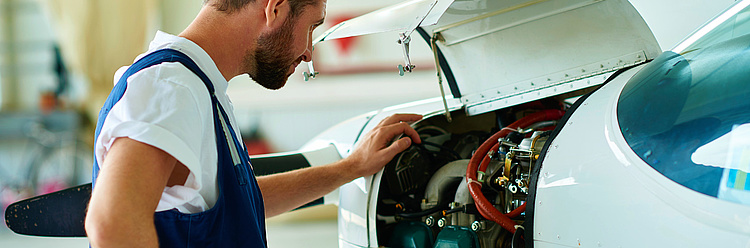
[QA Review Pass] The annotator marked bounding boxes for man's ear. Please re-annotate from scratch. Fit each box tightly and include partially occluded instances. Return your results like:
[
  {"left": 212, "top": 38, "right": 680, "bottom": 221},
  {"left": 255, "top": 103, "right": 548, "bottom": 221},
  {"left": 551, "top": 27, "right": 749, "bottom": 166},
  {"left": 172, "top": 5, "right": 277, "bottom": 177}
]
[{"left": 264, "top": 0, "right": 291, "bottom": 27}]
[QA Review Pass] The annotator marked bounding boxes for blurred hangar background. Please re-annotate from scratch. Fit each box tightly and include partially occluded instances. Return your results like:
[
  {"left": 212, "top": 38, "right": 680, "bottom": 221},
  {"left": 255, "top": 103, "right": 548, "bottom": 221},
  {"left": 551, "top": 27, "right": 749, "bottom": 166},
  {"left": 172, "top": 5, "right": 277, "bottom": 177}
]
[{"left": 0, "top": 0, "right": 736, "bottom": 247}]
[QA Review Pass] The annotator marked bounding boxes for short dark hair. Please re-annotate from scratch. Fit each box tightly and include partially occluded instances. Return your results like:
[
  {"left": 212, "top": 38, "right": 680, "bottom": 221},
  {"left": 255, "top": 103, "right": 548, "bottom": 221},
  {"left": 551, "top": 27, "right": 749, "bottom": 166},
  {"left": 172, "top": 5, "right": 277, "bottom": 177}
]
[{"left": 205, "top": 0, "right": 318, "bottom": 17}]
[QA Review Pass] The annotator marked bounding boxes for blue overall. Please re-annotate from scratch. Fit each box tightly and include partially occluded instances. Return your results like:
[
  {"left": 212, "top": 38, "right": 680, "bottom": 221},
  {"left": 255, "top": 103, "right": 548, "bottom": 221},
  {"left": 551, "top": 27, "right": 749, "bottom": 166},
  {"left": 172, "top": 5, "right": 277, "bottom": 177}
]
[{"left": 92, "top": 49, "right": 267, "bottom": 247}]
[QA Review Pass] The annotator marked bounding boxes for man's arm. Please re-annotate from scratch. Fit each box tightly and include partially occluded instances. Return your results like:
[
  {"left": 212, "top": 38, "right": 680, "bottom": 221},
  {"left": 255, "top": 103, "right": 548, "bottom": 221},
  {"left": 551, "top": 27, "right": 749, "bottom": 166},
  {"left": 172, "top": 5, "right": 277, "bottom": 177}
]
[
  {"left": 258, "top": 114, "right": 422, "bottom": 217},
  {"left": 85, "top": 138, "right": 180, "bottom": 248}
]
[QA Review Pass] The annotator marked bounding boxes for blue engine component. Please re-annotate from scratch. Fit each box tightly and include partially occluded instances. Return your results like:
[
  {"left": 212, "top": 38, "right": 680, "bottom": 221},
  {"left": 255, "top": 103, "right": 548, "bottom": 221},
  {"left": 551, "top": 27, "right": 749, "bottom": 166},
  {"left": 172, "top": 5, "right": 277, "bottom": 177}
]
[
  {"left": 389, "top": 221, "right": 434, "bottom": 248},
  {"left": 433, "top": 226, "right": 480, "bottom": 248}
]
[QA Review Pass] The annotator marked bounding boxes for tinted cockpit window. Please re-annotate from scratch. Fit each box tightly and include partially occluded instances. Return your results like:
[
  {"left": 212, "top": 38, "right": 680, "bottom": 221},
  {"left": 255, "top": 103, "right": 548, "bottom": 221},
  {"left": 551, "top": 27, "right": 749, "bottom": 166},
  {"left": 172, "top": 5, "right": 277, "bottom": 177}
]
[{"left": 618, "top": 3, "right": 750, "bottom": 205}]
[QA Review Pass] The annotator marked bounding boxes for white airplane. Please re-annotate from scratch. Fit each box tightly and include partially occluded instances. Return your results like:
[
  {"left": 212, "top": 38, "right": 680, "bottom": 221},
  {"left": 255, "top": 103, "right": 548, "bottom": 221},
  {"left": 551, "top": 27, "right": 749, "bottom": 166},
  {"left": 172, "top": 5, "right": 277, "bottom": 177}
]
[
  {"left": 292, "top": 0, "right": 750, "bottom": 247},
  {"left": 5, "top": 0, "right": 749, "bottom": 247}
]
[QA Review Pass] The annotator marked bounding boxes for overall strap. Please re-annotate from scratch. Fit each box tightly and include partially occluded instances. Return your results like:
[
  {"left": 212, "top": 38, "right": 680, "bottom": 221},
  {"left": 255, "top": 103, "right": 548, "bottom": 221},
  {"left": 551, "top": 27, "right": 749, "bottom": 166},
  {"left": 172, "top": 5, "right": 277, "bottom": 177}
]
[{"left": 92, "top": 48, "right": 215, "bottom": 185}]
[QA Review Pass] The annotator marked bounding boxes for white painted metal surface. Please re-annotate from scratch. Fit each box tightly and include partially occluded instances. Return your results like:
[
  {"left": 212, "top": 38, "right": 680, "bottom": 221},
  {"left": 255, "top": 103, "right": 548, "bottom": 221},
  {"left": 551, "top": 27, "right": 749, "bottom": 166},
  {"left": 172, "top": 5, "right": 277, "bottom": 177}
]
[
  {"left": 312, "top": 0, "right": 454, "bottom": 44},
  {"left": 339, "top": 239, "right": 364, "bottom": 248},
  {"left": 426, "top": 0, "right": 660, "bottom": 116},
  {"left": 337, "top": 176, "right": 372, "bottom": 247},
  {"left": 534, "top": 65, "right": 750, "bottom": 247},
  {"left": 312, "top": 0, "right": 661, "bottom": 117}
]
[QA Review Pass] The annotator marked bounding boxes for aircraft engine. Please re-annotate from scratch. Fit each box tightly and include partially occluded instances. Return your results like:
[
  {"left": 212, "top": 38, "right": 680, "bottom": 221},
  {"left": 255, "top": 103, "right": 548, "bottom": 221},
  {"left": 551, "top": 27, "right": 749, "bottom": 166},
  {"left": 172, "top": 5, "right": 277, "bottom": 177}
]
[{"left": 375, "top": 101, "right": 566, "bottom": 248}]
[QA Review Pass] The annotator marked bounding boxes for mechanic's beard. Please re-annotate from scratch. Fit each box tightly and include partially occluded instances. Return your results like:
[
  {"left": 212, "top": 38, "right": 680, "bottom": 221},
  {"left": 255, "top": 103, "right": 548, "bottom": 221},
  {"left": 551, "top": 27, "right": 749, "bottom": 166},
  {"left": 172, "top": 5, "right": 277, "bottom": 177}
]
[{"left": 247, "top": 17, "right": 297, "bottom": 90}]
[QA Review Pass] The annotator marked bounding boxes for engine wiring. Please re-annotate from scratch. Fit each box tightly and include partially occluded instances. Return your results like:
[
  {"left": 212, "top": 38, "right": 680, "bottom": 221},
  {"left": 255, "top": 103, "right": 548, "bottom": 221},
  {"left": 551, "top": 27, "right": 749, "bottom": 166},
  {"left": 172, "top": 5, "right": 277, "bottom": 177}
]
[
  {"left": 466, "top": 109, "right": 565, "bottom": 234},
  {"left": 396, "top": 201, "right": 448, "bottom": 218}
]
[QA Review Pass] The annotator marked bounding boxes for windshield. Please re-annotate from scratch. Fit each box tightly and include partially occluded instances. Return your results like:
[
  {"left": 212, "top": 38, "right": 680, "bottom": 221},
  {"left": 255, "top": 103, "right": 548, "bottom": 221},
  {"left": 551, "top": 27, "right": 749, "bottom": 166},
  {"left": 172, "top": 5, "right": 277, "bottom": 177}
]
[
  {"left": 618, "top": 0, "right": 750, "bottom": 206},
  {"left": 674, "top": 1, "right": 750, "bottom": 53}
]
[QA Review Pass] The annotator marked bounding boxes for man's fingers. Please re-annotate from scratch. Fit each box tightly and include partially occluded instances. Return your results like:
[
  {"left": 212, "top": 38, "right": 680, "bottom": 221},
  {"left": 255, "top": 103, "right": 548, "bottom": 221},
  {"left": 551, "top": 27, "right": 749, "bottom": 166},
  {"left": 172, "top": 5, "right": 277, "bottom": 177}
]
[
  {"left": 377, "top": 114, "right": 423, "bottom": 127},
  {"left": 377, "top": 122, "right": 421, "bottom": 146},
  {"left": 346, "top": 114, "right": 423, "bottom": 177},
  {"left": 382, "top": 137, "right": 413, "bottom": 157},
  {"left": 374, "top": 114, "right": 422, "bottom": 146},
  {"left": 399, "top": 122, "right": 421, "bottom": 144}
]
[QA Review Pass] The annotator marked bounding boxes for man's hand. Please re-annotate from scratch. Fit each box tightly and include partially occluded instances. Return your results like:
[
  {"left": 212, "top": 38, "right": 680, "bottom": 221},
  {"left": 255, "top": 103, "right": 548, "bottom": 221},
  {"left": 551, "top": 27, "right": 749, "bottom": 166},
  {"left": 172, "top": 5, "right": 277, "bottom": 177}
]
[
  {"left": 343, "top": 113, "right": 423, "bottom": 178},
  {"left": 258, "top": 114, "right": 422, "bottom": 216}
]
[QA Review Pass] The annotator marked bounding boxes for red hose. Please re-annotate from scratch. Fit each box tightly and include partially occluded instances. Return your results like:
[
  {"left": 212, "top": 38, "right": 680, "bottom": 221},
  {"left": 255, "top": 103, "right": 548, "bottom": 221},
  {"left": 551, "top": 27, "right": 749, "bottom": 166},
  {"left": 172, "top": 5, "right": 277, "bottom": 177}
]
[
  {"left": 507, "top": 203, "right": 526, "bottom": 218},
  {"left": 466, "top": 109, "right": 564, "bottom": 233}
]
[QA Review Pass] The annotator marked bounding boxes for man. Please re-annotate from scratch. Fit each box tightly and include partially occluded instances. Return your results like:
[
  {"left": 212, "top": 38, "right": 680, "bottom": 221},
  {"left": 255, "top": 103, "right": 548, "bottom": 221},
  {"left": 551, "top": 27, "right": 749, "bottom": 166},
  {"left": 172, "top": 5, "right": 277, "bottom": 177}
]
[{"left": 84, "top": 0, "right": 422, "bottom": 247}]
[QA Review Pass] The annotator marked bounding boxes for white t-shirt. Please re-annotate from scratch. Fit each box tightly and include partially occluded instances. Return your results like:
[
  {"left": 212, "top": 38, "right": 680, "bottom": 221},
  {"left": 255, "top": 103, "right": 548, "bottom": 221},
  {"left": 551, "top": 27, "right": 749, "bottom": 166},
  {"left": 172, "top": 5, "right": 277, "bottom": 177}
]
[{"left": 95, "top": 31, "right": 243, "bottom": 213}]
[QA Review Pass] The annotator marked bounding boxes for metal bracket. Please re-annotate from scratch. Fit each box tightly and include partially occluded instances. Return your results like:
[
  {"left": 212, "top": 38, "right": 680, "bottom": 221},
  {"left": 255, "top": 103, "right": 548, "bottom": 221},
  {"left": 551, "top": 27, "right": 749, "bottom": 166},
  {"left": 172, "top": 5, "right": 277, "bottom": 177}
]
[
  {"left": 398, "top": 32, "right": 416, "bottom": 76},
  {"left": 397, "top": 0, "right": 442, "bottom": 76},
  {"left": 303, "top": 59, "right": 319, "bottom": 81},
  {"left": 305, "top": 0, "right": 447, "bottom": 78}
]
